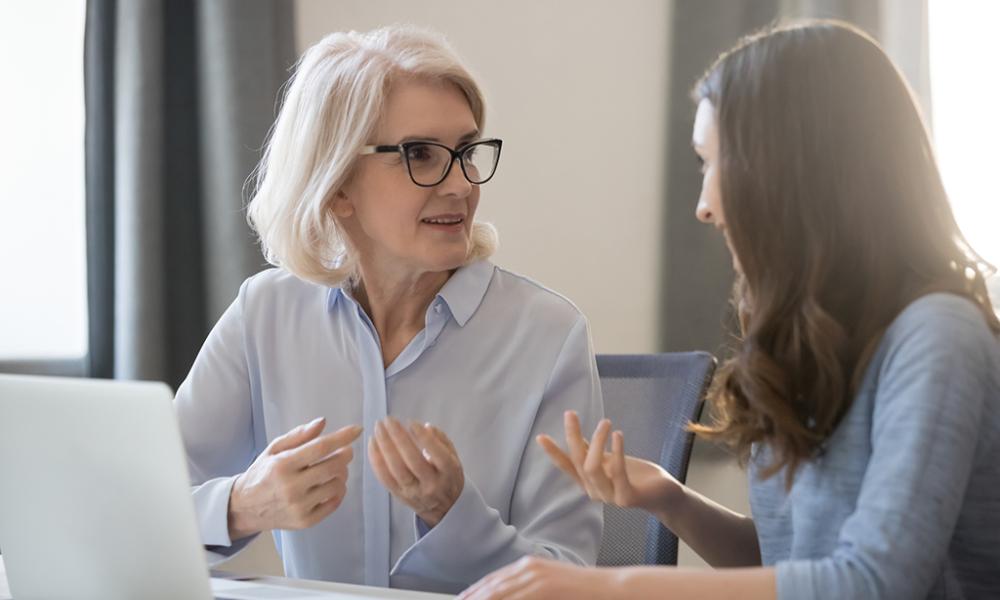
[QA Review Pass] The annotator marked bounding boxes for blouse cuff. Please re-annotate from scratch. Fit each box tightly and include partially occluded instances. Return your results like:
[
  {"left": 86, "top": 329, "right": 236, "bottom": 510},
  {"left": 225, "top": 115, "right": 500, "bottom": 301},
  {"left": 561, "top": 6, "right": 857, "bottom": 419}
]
[
  {"left": 192, "top": 474, "right": 257, "bottom": 556},
  {"left": 391, "top": 479, "right": 511, "bottom": 590}
]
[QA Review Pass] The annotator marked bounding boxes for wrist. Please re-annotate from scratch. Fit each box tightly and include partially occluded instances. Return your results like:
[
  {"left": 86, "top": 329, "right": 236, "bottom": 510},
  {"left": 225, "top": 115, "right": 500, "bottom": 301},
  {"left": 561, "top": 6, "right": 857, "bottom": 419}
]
[
  {"left": 417, "top": 500, "right": 450, "bottom": 529},
  {"left": 417, "top": 478, "right": 465, "bottom": 529},
  {"left": 227, "top": 474, "right": 259, "bottom": 541},
  {"left": 648, "top": 478, "right": 687, "bottom": 525}
]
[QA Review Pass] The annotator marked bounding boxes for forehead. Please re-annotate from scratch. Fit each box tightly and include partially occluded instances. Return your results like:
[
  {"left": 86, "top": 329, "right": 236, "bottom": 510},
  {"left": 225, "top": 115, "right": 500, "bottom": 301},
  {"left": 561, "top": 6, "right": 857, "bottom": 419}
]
[
  {"left": 377, "top": 78, "right": 477, "bottom": 141},
  {"left": 692, "top": 98, "right": 717, "bottom": 147}
]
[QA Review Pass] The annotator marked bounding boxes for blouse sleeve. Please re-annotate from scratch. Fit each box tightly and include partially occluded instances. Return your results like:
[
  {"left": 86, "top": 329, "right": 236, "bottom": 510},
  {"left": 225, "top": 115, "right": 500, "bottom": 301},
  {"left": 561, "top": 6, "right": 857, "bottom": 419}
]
[
  {"left": 389, "top": 315, "right": 604, "bottom": 592},
  {"left": 174, "top": 278, "right": 258, "bottom": 555}
]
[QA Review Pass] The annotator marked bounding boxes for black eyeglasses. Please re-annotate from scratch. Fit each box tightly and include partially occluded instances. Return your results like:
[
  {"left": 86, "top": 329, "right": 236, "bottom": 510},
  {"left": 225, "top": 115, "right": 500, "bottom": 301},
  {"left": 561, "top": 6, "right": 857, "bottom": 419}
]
[{"left": 359, "top": 138, "right": 503, "bottom": 187}]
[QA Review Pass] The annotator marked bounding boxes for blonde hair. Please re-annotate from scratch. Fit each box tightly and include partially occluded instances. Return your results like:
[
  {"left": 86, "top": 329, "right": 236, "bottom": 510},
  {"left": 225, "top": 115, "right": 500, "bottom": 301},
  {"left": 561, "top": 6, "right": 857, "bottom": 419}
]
[{"left": 246, "top": 25, "right": 499, "bottom": 286}]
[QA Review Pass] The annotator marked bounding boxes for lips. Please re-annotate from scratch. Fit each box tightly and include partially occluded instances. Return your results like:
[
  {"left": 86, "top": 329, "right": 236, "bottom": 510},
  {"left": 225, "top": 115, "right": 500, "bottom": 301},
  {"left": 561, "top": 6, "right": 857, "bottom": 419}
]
[{"left": 420, "top": 214, "right": 465, "bottom": 225}]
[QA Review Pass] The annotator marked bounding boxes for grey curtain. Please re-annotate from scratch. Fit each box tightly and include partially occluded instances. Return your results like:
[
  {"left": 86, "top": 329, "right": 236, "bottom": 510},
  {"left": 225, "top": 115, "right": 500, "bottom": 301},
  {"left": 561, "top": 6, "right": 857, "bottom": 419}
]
[
  {"left": 84, "top": 0, "right": 296, "bottom": 387},
  {"left": 658, "top": 0, "right": 931, "bottom": 353}
]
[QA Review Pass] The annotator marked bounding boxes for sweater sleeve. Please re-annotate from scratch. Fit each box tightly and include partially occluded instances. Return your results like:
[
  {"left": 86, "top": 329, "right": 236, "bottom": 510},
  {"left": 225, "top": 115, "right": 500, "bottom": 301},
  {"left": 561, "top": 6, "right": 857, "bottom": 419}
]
[{"left": 776, "top": 297, "right": 993, "bottom": 599}]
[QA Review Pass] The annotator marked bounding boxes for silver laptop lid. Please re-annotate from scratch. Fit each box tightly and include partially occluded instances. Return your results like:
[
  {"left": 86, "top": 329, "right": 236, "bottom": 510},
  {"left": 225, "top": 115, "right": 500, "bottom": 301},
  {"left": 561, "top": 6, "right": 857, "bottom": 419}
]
[{"left": 0, "top": 374, "right": 213, "bottom": 600}]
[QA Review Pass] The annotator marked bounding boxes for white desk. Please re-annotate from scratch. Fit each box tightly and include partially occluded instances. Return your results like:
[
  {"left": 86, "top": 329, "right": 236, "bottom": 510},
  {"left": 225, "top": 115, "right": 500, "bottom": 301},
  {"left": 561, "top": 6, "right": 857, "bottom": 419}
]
[{"left": 0, "top": 556, "right": 453, "bottom": 600}]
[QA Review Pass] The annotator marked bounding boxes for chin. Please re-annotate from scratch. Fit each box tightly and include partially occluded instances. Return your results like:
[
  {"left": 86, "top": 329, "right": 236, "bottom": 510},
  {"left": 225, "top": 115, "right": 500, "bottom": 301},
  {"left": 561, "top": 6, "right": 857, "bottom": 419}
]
[
  {"left": 422, "top": 253, "right": 469, "bottom": 274},
  {"left": 422, "top": 242, "right": 471, "bottom": 271}
]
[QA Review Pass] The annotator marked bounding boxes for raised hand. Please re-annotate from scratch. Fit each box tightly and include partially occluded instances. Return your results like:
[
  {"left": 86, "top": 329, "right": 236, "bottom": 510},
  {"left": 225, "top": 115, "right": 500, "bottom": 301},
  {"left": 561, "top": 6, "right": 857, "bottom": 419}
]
[
  {"left": 368, "top": 416, "right": 464, "bottom": 528},
  {"left": 228, "top": 417, "right": 362, "bottom": 540},
  {"left": 536, "top": 411, "right": 683, "bottom": 514}
]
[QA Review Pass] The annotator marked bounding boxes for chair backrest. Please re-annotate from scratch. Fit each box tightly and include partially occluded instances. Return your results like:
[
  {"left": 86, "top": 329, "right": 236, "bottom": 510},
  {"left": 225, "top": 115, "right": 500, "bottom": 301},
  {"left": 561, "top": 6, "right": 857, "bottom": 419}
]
[{"left": 595, "top": 352, "right": 716, "bottom": 567}]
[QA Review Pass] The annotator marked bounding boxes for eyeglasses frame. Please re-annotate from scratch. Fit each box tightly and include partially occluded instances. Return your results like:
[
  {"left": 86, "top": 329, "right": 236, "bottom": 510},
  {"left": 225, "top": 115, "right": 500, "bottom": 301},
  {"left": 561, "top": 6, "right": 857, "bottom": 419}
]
[{"left": 358, "top": 138, "right": 503, "bottom": 187}]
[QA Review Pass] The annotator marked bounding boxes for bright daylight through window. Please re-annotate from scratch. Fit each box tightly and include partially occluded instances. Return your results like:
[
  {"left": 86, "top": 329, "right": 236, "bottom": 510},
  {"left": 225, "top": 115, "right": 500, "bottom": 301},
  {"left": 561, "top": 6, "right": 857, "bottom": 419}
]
[
  {"left": 929, "top": 0, "right": 1000, "bottom": 308},
  {"left": 0, "top": 3, "right": 88, "bottom": 360}
]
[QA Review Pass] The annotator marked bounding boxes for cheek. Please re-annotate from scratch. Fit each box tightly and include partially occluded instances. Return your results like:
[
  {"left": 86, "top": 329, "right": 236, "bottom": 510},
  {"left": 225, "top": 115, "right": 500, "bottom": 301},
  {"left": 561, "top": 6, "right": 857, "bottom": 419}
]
[
  {"left": 467, "top": 188, "right": 481, "bottom": 219},
  {"left": 355, "top": 187, "right": 427, "bottom": 231}
]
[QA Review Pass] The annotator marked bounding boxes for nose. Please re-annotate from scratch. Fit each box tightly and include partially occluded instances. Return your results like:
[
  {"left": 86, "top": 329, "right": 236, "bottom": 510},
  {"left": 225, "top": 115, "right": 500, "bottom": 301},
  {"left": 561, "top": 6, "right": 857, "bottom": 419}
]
[
  {"left": 437, "top": 157, "right": 473, "bottom": 197},
  {"left": 695, "top": 195, "right": 714, "bottom": 224}
]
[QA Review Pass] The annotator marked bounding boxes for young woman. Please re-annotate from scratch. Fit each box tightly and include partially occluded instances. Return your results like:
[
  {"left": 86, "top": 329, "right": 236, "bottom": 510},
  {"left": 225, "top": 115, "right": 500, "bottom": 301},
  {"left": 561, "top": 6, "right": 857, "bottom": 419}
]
[
  {"left": 174, "top": 25, "right": 602, "bottom": 594},
  {"left": 460, "top": 20, "right": 1000, "bottom": 600}
]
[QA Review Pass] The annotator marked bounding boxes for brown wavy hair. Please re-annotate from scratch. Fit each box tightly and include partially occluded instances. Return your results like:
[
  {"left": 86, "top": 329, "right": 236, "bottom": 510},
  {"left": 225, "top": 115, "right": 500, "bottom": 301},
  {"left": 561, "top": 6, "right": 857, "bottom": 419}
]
[{"left": 689, "top": 20, "right": 1000, "bottom": 486}]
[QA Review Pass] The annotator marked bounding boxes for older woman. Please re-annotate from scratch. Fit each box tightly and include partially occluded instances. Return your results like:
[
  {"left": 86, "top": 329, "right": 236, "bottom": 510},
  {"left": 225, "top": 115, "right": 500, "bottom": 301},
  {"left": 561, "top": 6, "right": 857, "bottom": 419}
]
[{"left": 174, "top": 26, "right": 602, "bottom": 594}]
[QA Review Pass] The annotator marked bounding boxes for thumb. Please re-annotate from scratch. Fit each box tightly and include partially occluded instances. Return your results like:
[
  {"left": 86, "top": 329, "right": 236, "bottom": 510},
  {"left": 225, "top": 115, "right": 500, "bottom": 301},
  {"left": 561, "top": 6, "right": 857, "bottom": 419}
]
[{"left": 268, "top": 417, "right": 326, "bottom": 454}]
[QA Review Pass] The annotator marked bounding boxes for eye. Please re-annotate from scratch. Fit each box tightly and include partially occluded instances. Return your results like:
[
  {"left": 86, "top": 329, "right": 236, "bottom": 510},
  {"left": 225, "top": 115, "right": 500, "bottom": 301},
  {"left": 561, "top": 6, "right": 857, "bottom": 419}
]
[
  {"left": 694, "top": 153, "right": 707, "bottom": 174},
  {"left": 405, "top": 144, "right": 435, "bottom": 163},
  {"left": 462, "top": 144, "right": 479, "bottom": 160}
]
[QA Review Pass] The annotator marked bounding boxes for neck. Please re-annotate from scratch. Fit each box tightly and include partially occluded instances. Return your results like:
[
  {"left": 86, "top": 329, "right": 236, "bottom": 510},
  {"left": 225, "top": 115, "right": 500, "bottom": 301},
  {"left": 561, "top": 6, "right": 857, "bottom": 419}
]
[{"left": 353, "top": 258, "right": 454, "bottom": 366}]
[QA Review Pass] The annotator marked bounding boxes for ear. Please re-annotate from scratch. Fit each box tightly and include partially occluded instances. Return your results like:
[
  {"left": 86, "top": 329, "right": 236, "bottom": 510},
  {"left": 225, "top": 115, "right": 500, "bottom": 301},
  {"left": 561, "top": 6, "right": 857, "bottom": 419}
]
[{"left": 330, "top": 189, "right": 354, "bottom": 219}]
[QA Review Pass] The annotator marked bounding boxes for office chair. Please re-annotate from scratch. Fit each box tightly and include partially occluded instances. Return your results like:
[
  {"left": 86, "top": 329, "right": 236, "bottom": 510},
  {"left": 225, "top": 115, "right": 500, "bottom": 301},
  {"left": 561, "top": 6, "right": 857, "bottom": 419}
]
[{"left": 594, "top": 352, "right": 717, "bottom": 566}]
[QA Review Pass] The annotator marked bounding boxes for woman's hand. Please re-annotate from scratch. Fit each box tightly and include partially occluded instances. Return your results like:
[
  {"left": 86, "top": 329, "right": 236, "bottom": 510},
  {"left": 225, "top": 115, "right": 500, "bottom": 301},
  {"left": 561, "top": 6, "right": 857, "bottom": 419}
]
[
  {"left": 537, "top": 411, "right": 683, "bottom": 515},
  {"left": 458, "top": 556, "right": 613, "bottom": 600},
  {"left": 228, "top": 417, "right": 362, "bottom": 541},
  {"left": 368, "top": 417, "right": 464, "bottom": 528}
]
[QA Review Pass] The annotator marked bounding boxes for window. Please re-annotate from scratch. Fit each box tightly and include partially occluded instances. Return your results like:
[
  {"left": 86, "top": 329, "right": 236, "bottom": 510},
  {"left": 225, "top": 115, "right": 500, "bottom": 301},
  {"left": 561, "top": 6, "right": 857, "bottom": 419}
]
[
  {"left": 0, "top": 3, "right": 89, "bottom": 369},
  {"left": 928, "top": 0, "right": 1000, "bottom": 308}
]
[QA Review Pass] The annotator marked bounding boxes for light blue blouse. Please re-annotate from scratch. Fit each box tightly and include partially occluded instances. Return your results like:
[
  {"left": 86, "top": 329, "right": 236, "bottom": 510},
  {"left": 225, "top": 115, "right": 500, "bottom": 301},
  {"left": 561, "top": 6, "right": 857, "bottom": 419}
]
[{"left": 174, "top": 260, "right": 604, "bottom": 593}]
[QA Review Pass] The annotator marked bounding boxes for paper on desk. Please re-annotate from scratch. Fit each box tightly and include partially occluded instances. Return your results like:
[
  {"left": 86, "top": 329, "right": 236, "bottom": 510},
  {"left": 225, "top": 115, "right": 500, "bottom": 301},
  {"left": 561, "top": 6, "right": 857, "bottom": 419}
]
[{"left": 212, "top": 577, "right": 378, "bottom": 599}]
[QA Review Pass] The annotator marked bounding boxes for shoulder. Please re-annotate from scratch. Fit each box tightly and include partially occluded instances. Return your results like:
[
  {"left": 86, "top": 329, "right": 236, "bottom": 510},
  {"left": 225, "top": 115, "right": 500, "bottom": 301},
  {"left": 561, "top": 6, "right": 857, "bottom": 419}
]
[
  {"left": 237, "top": 268, "right": 330, "bottom": 314},
  {"left": 486, "top": 265, "right": 589, "bottom": 332},
  {"left": 878, "top": 293, "right": 999, "bottom": 368},
  {"left": 864, "top": 293, "right": 1000, "bottom": 419}
]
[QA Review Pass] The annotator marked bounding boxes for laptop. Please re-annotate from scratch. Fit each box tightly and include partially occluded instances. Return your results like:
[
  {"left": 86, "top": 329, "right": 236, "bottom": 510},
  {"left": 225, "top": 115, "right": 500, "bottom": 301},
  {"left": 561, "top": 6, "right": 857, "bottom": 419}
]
[{"left": 0, "top": 374, "right": 411, "bottom": 600}]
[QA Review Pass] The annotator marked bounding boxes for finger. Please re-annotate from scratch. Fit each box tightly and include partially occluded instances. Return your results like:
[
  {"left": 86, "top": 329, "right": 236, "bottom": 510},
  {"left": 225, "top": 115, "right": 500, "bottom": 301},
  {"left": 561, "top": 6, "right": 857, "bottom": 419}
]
[
  {"left": 583, "top": 419, "right": 615, "bottom": 501},
  {"left": 563, "top": 411, "right": 589, "bottom": 472},
  {"left": 374, "top": 421, "right": 418, "bottom": 486},
  {"left": 303, "top": 474, "right": 347, "bottom": 510},
  {"left": 428, "top": 424, "right": 458, "bottom": 453},
  {"left": 311, "top": 488, "right": 347, "bottom": 517},
  {"left": 368, "top": 435, "right": 399, "bottom": 489},
  {"left": 286, "top": 424, "right": 363, "bottom": 468},
  {"left": 383, "top": 417, "right": 437, "bottom": 480},
  {"left": 514, "top": 581, "right": 550, "bottom": 600},
  {"left": 301, "top": 445, "right": 353, "bottom": 488},
  {"left": 472, "top": 568, "right": 535, "bottom": 600},
  {"left": 267, "top": 417, "right": 326, "bottom": 455},
  {"left": 305, "top": 479, "right": 348, "bottom": 524},
  {"left": 536, "top": 435, "right": 584, "bottom": 487},
  {"left": 410, "top": 422, "right": 456, "bottom": 472},
  {"left": 609, "top": 431, "right": 632, "bottom": 504},
  {"left": 459, "top": 563, "right": 522, "bottom": 600}
]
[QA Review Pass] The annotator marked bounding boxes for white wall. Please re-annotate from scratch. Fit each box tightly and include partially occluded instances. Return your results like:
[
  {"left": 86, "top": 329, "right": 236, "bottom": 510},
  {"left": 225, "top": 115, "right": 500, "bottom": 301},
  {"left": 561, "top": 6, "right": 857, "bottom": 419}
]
[{"left": 295, "top": 0, "right": 671, "bottom": 353}]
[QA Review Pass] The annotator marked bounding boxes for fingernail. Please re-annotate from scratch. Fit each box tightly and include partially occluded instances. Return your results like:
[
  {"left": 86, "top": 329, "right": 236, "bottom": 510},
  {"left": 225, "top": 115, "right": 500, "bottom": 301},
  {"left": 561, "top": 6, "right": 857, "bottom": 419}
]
[{"left": 309, "top": 417, "right": 325, "bottom": 427}]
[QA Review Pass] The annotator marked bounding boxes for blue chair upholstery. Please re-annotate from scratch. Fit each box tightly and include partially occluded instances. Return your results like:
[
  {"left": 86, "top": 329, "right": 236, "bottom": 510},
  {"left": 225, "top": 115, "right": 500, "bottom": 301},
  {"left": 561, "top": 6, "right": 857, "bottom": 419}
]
[{"left": 594, "top": 352, "right": 716, "bottom": 566}]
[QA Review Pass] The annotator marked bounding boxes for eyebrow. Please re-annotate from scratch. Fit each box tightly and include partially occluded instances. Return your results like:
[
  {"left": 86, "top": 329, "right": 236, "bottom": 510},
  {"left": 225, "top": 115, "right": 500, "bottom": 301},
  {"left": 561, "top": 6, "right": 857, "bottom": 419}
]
[{"left": 398, "top": 129, "right": 481, "bottom": 144}]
